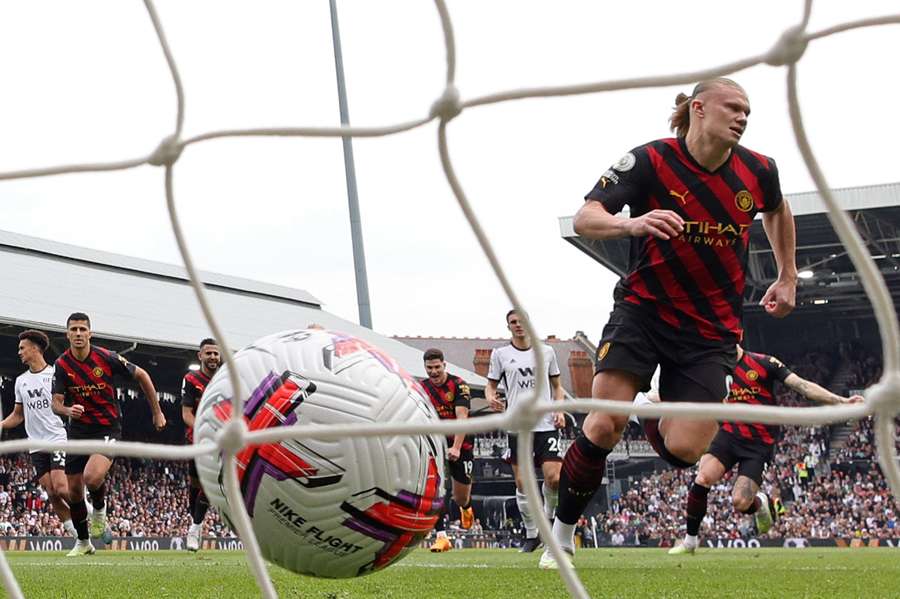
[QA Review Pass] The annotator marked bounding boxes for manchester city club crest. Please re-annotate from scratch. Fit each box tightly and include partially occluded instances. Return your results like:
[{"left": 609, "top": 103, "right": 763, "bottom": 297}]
[{"left": 735, "top": 190, "right": 754, "bottom": 212}]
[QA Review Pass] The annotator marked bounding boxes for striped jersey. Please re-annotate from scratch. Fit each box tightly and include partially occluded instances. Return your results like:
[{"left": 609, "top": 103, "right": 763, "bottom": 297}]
[
  {"left": 420, "top": 374, "right": 473, "bottom": 451},
  {"left": 721, "top": 351, "right": 792, "bottom": 445},
  {"left": 181, "top": 369, "right": 211, "bottom": 443},
  {"left": 586, "top": 137, "right": 783, "bottom": 343},
  {"left": 52, "top": 346, "right": 137, "bottom": 429}
]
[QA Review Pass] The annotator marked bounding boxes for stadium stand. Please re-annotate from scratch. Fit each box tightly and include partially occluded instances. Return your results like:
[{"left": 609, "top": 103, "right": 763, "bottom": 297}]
[{"left": 0, "top": 349, "right": 893, "bottom": 546}]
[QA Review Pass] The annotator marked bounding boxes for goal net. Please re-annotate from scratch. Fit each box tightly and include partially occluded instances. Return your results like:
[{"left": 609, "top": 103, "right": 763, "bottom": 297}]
[{"left": 0, "top": 1, "right": 898, "bottom": 598}]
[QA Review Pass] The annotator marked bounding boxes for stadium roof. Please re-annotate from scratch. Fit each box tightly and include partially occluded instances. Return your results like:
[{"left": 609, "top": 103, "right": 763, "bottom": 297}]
[
  {"left": 559, "top": 182, "right": 900, "bottom": 352},
  {"left": 0, "top": 229, "right": 485, "bottom": 386}
]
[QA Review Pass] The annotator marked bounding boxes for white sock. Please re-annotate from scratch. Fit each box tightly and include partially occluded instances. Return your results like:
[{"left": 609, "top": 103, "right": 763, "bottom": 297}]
[
  {"left": 63, "top": 519, "right": 76, "bottom": 537},
  {"left": 542, "top": 482, "right": 558, "bottom": 521},
  {"left": 630, "top": 392, "right": 654, "bottom": 424},
  {"left": 551, "top": 519, "right": 575, "bottom": 552},
  {"left": 516, "top": 490, "right": 538, "bottom": 538},
  {"left": 436, "top": 530, "right": 448, "bottom": 539},
  {"left": 684, "top": 534, "right": 698, "bottom": 547}
]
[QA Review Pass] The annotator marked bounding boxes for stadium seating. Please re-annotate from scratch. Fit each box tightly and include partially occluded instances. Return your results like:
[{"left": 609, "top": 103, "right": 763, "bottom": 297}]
[{"left": 0, "top": 348, "right": 895, "bottom": 542}]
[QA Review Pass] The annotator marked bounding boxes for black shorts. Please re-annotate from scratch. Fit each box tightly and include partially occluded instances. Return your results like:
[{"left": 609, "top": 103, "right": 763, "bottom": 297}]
[
  {"left": 595, "top": 304, "right": 736, "bottom": 403},
  {"left": 31, "top": 451, "right": 66, "bottom": 479},
  {"left": 65, "top": 423, "right": 122, "bottom": 475},
  {"left": 447, "top": 448, "right": 475, "bottom": 485},
  {"left": 707, "top": 429, "right": 774, "bottom": 486},
  {"left": 506, "top": 431, "right": 562, "bottom": 468}
]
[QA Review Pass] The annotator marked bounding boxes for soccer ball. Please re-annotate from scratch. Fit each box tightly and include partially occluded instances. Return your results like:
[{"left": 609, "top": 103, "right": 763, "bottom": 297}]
[{"left": 193, "top": 328, "right": 445, "bottom": 578}]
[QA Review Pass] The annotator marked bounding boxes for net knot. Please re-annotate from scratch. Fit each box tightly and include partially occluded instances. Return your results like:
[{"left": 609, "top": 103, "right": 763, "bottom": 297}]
[
  {"left": 766, "top": 25, "right": 808, "bottom": 66},
  {"left": 216, "top": 417, "right": 247, "bottom": 455},
  {"left": 865, "top": 372, "right": 900, "bottom": 416},
  {"left": 148, "top": 134, "right": 184, "bottom": 167},
  {"left": 430, "top": 85, "right": 462, "bottom": 122}
]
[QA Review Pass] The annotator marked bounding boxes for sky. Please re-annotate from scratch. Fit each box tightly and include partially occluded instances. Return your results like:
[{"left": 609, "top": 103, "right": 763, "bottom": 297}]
[{"left": 1, "top": 1, "right": 898, "bottom": 344}]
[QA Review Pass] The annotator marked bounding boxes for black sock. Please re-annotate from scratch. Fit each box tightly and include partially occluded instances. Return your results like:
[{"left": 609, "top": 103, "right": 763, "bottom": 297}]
[
  {"left": 643, "top": 419, "right": 695, "bottom": 469},
  {"left": 686, "top": 482, "right": 710, "bottom": 536},
  {"left": 433, "top": 486, "right": 452, "bottom": 532},
  {"left": 193, "top": 489, "right": 210, "bottom": 525},
  {"left": 459, "top": 498, "right": 471, "bottom": 510},
  {"left": 188, "top": 486, "right": 199, "bottom": 517},
  {"left": 555, "top": 435, "right": 610, "bottom": 525},
  {"left": 71, "top": 500, "right": 89, "bottom": 540},
  {"left": 89, "top": 483, "right": 106, "bottom": 511}
]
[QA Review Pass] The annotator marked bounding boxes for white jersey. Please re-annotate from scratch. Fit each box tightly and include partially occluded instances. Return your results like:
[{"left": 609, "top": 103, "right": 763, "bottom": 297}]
[
  {"left": 488, "top": 343, "right": 561, "bottom": 432},
  {"left": 14, "top": 366, "right": 67, "bottom": 453}
]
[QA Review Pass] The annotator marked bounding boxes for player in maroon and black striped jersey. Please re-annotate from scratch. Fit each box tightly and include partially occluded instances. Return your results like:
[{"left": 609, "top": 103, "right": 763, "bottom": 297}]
[
  {"left": 181, "top": 338, "right": 221, "bottom": 552},
  {"left": 544, "top": 78, "right": 799, "bottom": 569},
  {"left": 51, "top": 312, "right": 166, "bottom": 556},
  {"left": 419, "top": 348, "right": 475, "bottom": 553},
  {"left": 669, "top": 346, "right": 863, "bottom": 554}
]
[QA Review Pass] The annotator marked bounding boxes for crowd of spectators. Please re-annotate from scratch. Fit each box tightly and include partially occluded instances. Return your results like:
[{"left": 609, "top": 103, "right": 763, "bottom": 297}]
[
  {"left": 0, "top": 457, "right": 233, "bottom": 539},
  {"left": 0, "top": 347, "right": 895, "bottom": 543},
  {"left": 597, "top": 348, "right": 898, "bottom": 543}
]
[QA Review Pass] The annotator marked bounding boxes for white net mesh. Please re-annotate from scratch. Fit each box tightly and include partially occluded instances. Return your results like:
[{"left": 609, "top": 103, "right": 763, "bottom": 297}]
[{"left": 1, "top": 1, "right": 899, "bottom": 597}]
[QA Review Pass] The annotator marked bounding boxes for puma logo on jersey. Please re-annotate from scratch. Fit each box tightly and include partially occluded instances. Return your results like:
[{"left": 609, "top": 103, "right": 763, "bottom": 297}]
[{"left": 669, "top": 189, "right": 690, "bottom": 204}]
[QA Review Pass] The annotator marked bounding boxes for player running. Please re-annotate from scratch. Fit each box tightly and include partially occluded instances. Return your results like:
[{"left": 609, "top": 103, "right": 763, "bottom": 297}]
[
  {"left": 51, "top": 312, "right": 167, "bottom": 556},
  {"left": 543, "top": 78, "right": 797, "bottom": 569},
  {"left": 487, "top": 309, "right": 566, "bottom": 553},
  {"left": 181, "top": 338, "right": 221, "bottom": 552},
  {"left": 1, "top": 330, "right": 77, "bottom": 541},
  {"left": 668, "top": 345, "right": 864, "bottom": 554},
  {"left": 420, "top": 348, "right": 475, "bottom": 552}
]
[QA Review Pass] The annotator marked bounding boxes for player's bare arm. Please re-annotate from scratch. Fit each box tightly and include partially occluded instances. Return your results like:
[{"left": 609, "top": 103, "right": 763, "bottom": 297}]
[
  {"left": 52, "top": 392, "right": 83, "bottom": 419},
  {"left": 0, "top": 404, "right": 25, "bottom": 429},
  {"left": 783, "top": 373, "right": 864, "bottom": 405},
  {"left": 182, "top": 405, "right": 196, "bottom": 430},
  {"left": 550, "top": 375, "right": 566, "bottom": 428},
  {"left": 449, "top": 405, "right": 469, "bottom": 462},
  {"left": 760, "top": 199, "right": 798, "bottom": 318},
  {"left": 574, "top": 200, "right": 684, "bottom": 241},
  {"left": 135, "top": 367, "right": 167, "bottom": 431},
  {"left": 486, "top": 379, "right": 504, "bottom": 412}
]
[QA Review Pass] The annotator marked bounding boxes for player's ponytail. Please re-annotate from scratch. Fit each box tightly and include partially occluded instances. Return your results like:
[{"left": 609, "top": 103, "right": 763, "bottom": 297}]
[{"left": 669, "top": 92, "right": 692, "bottom": 138}]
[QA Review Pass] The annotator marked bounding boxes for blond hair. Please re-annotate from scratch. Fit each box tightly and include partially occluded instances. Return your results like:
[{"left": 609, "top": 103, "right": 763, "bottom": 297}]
[{"left": 668, "top": 78, "right": 746, "bottom": 138}]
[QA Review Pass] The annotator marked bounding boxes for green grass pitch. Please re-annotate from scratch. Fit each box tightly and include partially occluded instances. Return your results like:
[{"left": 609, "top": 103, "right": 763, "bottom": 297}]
[{"left": 5, "top": 548, "right": 899, "bottom": 598}]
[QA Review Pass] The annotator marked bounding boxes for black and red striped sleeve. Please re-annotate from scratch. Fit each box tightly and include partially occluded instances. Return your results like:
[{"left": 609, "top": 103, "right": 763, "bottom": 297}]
[
  {"left": 181, "top": 374, "right": 203, "bottom": 409},
  {"left": 739, "top": 148, "right": 783, "bottom": 213},
  {"left": 762, "top": 354, "right": 793, "bottom": 384},
  {"left": 51, "top": 357, "right": 68, "bottom": 395},
  {"left": 451, "top": 376, "right": 471, "bottom": 410},
  {"left": 106, "top": 350, "right": 138, "bottom": 379},
  {"left": 584, "top": 145, "right": 652, "bottom": 215}
]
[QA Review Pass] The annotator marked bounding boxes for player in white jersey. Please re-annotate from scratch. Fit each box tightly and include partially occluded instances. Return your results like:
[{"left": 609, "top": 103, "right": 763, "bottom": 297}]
[
  {"left": 486, "top": 309, "right": 566, "bottom": 553},
  {"left": 1, "top": 330, "right": 76, "bottom": 540}
]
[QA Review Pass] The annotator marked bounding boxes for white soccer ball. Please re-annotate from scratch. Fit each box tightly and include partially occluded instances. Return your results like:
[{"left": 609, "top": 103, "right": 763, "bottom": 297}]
[{"left": 193, "top": 328, "right": 445, "bottom": 578}]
